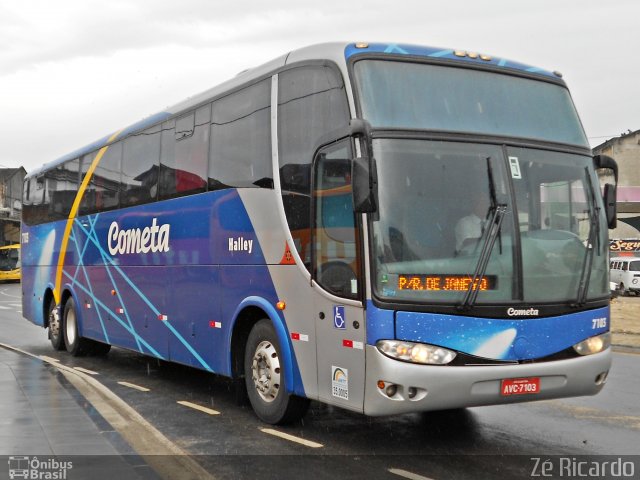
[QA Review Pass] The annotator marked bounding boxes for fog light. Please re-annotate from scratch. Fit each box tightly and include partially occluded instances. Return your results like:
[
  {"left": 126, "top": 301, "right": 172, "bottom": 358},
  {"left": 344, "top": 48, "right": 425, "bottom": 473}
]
[
  {"left": 573, "top": 332, "right": 610, "bottom": 356},
  {"left": 595, "top": 371, "right": 608, "bottom": 385},
  {"left": 407, "top": 387, "right": 417, "bottom": 399},
  {"left": 385, "top": 384, "right": 397, "bottom": 397}
]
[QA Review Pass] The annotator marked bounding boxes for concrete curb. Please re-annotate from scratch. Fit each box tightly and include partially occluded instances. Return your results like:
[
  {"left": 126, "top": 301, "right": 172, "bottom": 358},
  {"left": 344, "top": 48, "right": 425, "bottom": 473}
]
[{"left": 0, "top": 342, "right": 215, "bottom": 480}]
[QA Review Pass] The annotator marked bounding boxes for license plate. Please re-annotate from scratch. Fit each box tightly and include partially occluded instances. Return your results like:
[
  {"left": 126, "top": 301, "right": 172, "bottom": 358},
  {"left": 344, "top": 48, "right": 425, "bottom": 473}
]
[{"left": 501, "top": 377, "right": 540, "bottom": 396}]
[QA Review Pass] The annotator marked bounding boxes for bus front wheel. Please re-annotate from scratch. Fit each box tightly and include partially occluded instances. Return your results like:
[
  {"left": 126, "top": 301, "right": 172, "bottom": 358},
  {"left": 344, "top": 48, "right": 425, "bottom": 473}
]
[{"left": 244, "top": 319, "right": 309, "bottom": 424}]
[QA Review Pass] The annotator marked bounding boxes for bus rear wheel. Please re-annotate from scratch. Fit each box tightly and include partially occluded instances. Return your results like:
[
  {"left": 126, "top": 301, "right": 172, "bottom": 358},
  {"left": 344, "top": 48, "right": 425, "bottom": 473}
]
[
  {"left": 244, "top": 319, "right": 309, "bottom": 424},
  {"left": 63, "top": 298, "right": 92, "bottom": 357},
  {"left": 48, "top": 299, "right": 65, "bottom": 351}
]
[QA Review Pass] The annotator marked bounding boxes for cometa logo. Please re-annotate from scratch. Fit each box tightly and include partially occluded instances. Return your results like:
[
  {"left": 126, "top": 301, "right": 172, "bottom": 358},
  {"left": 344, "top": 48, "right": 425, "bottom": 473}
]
[
  {"left": 507, "top": 307, "right": 540, "bottom": 317},
  {"left": 108, "top": 218, "right": 170, "bottom": 255}
]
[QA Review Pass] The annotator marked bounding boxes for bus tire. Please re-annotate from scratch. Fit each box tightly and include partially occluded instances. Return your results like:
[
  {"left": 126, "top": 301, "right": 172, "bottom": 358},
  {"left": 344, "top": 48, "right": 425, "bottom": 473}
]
[
  {"left": 47, "top": 299, "right": 65, "bottom": 351},
  {"left": 62, "top": 298, "right": 91, "bottom": 357},
  {"left": 89, "top": 341, "right": 111, "bottom": 356},
  {"left": 244, "top": 319, "right": 309, "bottom": 424}
]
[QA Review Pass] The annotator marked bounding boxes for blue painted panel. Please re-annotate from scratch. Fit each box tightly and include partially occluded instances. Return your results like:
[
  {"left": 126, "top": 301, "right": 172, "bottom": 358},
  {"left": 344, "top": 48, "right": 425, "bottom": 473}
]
[
  {"left": 21, "top": 188, "right": 305, "bottom": 394},
  {"left": 395, "top": 307, "right": 610, "bottom": 361},
  {"left": 365, "top": 300, "right": 395, "bottom": 345},
  {"left": 344, "top": 43, "right": 557, "bottom": 78}
]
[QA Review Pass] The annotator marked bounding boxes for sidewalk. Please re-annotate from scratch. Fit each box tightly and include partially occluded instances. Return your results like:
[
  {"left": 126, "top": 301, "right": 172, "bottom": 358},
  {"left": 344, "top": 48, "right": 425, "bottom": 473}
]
[
  {"left": 0, "top": 347, "right": 157, "bottom": 480},
  {"left": 610, "top": 297, "right": 640, "bottom": 350}
]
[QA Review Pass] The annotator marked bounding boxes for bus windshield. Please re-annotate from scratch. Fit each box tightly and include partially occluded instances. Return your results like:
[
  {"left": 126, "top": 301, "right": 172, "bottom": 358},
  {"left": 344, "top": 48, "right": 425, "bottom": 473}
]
[
  {"left": 370, "top": 139, "right": 609, "bottom": 305},
  {"left": 354, "top": 60, "right": 589, "bottom": 147}
]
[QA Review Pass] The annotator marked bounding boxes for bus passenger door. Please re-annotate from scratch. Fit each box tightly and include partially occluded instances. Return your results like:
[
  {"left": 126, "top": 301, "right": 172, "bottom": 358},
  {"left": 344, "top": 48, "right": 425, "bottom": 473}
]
[{"left": 312, "top": 140, "right": 366, "bottom": 412}]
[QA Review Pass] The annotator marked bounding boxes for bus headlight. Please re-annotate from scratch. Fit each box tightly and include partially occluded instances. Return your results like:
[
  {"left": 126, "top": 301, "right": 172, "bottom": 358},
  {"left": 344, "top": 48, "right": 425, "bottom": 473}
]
[
  {"left": 573, "top": 332, "right": 611, "bottom": 356},
  {"left": 376, "top": 340, "right": 456, "bottom": 365}
]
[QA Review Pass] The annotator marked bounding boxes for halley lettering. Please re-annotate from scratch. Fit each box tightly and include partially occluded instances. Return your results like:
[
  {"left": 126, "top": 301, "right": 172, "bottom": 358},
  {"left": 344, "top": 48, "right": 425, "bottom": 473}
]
[
  {"left": 108, "top": 218, "right": 170, "bottom": 255},
  {"left": 228, "top": 236, "right": 253, "bottom": 254}
]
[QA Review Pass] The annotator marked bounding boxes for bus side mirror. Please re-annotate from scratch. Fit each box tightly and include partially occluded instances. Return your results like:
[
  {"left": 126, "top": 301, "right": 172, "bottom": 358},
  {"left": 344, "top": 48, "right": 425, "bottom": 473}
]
[
  {"left": 352, "top": 155, "right": 377, "bottom": 213},
  {"left": 593, "top": 154, "right": 618, "bottom": 230},
  {"left": 603, "top": 183, "right": 617, "bottom": 229},
  {"left": 593, "top": 154, "right": 618, "bottom": 183}
]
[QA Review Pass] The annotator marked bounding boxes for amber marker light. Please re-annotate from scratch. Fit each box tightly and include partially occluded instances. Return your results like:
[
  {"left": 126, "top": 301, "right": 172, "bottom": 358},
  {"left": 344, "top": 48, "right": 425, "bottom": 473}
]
[
  {"left": 377, "top": 380, "right": 386, "bottom": 390},
  {"left": 276, "top": 301, "right": 286, "bottom": 311}
]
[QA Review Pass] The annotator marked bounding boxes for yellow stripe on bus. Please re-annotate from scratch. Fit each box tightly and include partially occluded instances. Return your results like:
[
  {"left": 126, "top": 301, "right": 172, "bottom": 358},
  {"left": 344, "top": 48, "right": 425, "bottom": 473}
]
[{"left": 53, "top": 130, "right": 122, "bottom": 304}]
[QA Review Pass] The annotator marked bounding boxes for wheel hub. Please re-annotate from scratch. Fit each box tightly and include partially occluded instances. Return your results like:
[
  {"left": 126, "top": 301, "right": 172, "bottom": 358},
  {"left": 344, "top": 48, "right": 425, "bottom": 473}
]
[
  {"left": 251, "top": 340, "right": 281, "bottom": 403},
  {"left": 49, "top": 306, "right": 61, "bottom": 337}
]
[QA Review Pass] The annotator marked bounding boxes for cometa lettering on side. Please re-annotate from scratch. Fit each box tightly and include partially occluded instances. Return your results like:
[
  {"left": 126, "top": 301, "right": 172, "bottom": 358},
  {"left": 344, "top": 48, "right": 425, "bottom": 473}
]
[{"left": 108, "top": 218, "right": 170, "bottom": 255}]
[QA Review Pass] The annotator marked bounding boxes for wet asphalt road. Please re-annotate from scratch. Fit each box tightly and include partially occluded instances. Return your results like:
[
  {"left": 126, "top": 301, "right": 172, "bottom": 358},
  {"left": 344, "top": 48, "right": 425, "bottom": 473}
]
[{"left": 1, "top": 283, "right": 639, "bottom": 480}]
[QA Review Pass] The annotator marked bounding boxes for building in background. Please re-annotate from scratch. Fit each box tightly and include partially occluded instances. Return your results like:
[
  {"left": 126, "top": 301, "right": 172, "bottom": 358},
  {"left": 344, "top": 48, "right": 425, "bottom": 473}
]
[
  {"left": 0, "top": 167, "right": 26, "bottom": 245},
  {"left": 593, "top": 129, "right": 640, "bottom": 257}
]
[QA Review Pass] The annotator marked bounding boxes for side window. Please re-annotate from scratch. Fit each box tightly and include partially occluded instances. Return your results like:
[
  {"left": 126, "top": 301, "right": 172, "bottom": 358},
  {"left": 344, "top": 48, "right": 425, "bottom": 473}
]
[
  {"left": 159, "top": 106, "right": 209, "bottom": 199},
  {"left": 23, "top": 172, "right": 52, "bottom": 225},
  {"left": 79, "top": 143, "right": 122, "bottom": 216},
  {"left": 277, "top": 65, "right": 350, "bottom": 268},
  {"left": 209, "top": 79, "right": 272, "bottom": 190},
  {"left": 622, "top": 262, "right": 628, "bottom": 272},
  {"left": 122, "top": 126, "right": 161, "bottom": 207},
  {"left": 43, "top": 159, "right": 80, "bottom": 221},
  {"left": 313, "top": 140, "right": 359, "bottom": 298}
]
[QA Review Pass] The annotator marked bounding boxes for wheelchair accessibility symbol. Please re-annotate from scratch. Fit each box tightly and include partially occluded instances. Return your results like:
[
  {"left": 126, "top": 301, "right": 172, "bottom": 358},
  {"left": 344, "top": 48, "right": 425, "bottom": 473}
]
[{"left": 333, "top": 305, "right": 346, "bottom": 329}]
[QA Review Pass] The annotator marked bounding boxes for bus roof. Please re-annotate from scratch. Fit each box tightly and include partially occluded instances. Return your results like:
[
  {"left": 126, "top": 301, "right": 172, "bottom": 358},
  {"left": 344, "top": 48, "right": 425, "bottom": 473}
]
[{"left": 27, "top": 42, "right": 561, "bottom": 178}]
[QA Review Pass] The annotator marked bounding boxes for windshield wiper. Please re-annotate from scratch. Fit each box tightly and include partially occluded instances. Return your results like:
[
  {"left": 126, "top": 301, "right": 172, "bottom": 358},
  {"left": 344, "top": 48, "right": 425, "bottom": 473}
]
[
  {"left": 458, "top": 157, "right": 507, "bottom": 311},
  {"left": 573, "top": 167, "right": 601, "bottom": 307}
]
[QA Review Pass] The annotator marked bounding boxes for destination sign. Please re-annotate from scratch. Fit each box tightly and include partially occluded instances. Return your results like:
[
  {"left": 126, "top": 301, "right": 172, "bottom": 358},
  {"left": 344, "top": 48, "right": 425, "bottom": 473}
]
[{"left": 398, "top": 274, "right": 497, "bottom": 291}]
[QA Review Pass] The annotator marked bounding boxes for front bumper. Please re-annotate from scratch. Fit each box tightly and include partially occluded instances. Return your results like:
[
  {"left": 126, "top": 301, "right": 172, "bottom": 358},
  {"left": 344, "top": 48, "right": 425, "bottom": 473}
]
[{"left": 363, "top": 345, "right": 611, "bottom": 416}]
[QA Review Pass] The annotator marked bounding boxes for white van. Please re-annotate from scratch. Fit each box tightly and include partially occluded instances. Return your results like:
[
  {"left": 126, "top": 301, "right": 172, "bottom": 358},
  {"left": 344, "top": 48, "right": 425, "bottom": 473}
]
[{"left": 610, "top": 256, "right": 640, "bottom": 296}]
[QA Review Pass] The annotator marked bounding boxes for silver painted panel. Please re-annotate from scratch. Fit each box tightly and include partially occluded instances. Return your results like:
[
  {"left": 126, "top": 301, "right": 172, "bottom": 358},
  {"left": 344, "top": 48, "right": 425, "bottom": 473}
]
[{"left": 363, "top": 345, "right": 612, "bottom": 416}]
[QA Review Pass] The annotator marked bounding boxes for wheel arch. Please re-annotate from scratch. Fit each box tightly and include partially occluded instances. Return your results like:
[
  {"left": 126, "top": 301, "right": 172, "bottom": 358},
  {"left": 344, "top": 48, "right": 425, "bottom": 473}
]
[{"left": 228, "top": 296, "right": 304, "bottom": 396}]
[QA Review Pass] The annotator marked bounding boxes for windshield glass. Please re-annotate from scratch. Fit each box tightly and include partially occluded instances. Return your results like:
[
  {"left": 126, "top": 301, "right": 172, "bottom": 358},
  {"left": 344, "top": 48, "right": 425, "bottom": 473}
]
[
  {"left": 371, "top": 139, "right": 609, "bottom": 305},
  {"left": 354, "top": 60, "right": 589, "bottom": 147}
]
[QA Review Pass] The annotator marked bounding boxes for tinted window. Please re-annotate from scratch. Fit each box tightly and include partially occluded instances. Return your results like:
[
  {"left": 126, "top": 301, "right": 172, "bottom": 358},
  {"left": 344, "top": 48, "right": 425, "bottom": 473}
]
[
  {"left": 122, "top": 126, "right": 161, "bottom": 207},
  {"left": 277, "top": 65, "right": 350, "bottom": 266},
  {"left": 79, "top": 143, "right": 122, "bottom": 216},
  {"left": 354, "top": 60, "right": 589, "bottom": 147},
  {"left": 209, "top": 80, "right": 272, "bottom": 190},
  {"left": 160, "top": 106, "right": 209, "bottom": 199},
  {"left": 313, "top": 140, "right": 359, "bottom": 298},
  {"left": 23, "top": 160, "right": 80, "bottom": 226}
]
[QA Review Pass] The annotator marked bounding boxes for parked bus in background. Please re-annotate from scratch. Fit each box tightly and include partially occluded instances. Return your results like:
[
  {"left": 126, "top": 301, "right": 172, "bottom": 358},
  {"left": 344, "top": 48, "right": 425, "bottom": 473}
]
[
  {"left": 21, "top": 43, "right": 618, "bottom": 424},
  {"left": 0, "top": 244, "right": 21, "bottom": 282}
]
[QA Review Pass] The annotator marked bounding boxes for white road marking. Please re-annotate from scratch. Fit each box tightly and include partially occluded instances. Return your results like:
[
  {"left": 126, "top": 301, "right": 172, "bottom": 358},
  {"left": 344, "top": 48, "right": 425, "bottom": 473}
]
[
  {"left": 259, "top": 428, "right": 323, "bottom": 448},
  {"left": 177, "top": 400, "right": 220, "bottom": 415},
  {"left": 39, "top": 355, "right": 60, "bottom": 363},
  {"left": 0, "top": 305, "right": 10, "bottom": 310},
  {"left": 73, "top": 366, "right": 99, "bottom": 375},
  {"left": 117, "top": 381, "right": 150, "bottom": 392},
  {"left": 389, "top": 468, "right": 435, "bottom": 480}
]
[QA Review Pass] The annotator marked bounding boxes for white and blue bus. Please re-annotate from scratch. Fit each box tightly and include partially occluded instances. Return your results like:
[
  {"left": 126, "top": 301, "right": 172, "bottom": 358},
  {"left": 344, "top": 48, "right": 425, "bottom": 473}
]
[{"left": 22, "top": 42, "right": 618, "bottom": 424}]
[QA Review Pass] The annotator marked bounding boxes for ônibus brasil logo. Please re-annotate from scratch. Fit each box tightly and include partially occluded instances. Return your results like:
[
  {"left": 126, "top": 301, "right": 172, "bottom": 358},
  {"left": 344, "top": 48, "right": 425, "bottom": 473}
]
[
  {"left": 8, "top": 456, "right": 72, "bottom": 479},
  {"left": 107, "top": 218, "right": 170, "bottom": 255}
]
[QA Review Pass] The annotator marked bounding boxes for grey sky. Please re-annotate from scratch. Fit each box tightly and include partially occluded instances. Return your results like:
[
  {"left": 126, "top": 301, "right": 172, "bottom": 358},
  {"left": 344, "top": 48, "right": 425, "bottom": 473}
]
[{"left": 1, "top": 0, "right": 638, "bottom": 172}]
